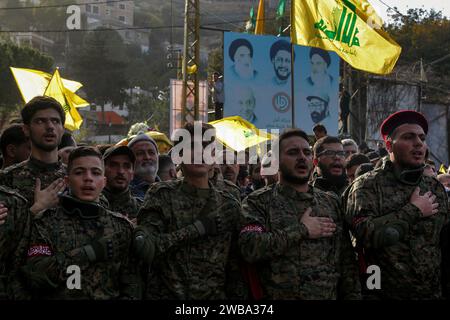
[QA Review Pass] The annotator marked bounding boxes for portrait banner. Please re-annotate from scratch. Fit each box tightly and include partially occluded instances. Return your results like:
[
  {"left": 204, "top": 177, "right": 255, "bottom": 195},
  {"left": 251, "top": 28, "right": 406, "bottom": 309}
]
[{"left": 224, "top": 32, "right": 293, "bottom": 131}]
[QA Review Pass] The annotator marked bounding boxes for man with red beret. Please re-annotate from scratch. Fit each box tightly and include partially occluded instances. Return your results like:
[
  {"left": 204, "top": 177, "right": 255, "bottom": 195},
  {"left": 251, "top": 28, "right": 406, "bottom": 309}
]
[{"left": 345, "top": 110, "right": 449, "bottom": 299}]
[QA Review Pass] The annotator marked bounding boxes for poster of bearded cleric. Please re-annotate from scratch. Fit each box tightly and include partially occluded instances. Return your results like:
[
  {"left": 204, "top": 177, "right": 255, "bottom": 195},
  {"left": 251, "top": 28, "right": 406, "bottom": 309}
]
[
  {"left": 223, "top": 32, "right": 293, "bottom": 130},
  {"left": 293, "top": 45, "right": 340, "bottom": 135},
  {"left": 223, "top": 32, "right": 339, "bottom": 133}
]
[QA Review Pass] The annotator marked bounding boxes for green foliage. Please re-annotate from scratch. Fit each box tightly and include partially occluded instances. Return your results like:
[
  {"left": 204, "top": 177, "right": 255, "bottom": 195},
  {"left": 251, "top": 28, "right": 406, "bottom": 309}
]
[
  {"left": 67, "top": 29, "right": 129, "bottom": 106},
  {"left": 386, "top": 8, "right": 450, "bottom": 98},
  {"left": 127, "top": 95, "right": 170, "bottom": 136},
  {"left": 0, "top": 40, "right": 53, "bottom": 125}
]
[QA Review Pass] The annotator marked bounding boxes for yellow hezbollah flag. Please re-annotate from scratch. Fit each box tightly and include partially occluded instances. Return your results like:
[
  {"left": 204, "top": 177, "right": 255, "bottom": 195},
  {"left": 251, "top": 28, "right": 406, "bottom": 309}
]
[
  {"left": 44, "top": 69, "right": 86, "bottom": 131},
  {"left": 209, "top": 116, "right": 274, "bottom": 153},
  {"left": 439, "top": 164, "right": 447, "bottom": 175},
  {"left": 254, "top": 0, "right": 265, "bottom": 35},
  {"left": 11, "top": 67, "right": 88, "bottom": 130},
  {"left": 291, "top": 0, "right": 401, "bottom": 74}
]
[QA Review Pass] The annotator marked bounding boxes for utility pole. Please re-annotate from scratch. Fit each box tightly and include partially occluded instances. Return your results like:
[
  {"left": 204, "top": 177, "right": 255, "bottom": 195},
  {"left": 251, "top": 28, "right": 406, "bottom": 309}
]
[{"left": 181, "top": 0, "right": 200, "bottom": 125}]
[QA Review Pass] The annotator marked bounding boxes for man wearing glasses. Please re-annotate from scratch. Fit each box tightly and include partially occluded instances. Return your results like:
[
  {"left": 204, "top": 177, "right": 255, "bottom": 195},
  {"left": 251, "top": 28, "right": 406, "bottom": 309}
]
[{"left": 311, "top": 136, "right": 348, "bottom": 196}]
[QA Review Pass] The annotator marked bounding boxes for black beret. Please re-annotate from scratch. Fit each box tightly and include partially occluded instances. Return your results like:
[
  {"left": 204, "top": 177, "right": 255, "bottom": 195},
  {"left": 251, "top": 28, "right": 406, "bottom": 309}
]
[{"left": 380, "top": 110, "right": 428, "bottom": 141}]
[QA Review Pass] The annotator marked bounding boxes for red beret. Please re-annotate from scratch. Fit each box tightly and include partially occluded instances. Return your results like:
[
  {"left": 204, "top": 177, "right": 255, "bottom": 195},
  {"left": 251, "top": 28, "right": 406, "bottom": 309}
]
[{"left": 380, "top": 110, "right": 428, "bottom": 141}]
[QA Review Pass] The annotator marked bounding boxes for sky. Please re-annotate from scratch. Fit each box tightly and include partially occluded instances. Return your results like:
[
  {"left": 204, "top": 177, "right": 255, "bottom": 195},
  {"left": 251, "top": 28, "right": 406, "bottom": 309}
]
[{"left": 369, "top": 0, "right": 450, "bottom": 22}]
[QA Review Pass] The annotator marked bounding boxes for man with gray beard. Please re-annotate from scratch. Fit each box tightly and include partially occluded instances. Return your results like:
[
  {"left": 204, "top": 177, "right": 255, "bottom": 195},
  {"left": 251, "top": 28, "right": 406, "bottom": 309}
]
[
  {"left": 311, "top": 136, "right": 348, "bottom": 196},
  {"left": 128, "top": 133, "right": 160, "bottom": 201}
]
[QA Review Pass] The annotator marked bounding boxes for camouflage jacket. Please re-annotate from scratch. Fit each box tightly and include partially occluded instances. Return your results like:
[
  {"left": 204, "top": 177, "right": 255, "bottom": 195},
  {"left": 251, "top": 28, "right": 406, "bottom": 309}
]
[
  {"left": 239, "top": 183, "right": 361, "bottom": 300},
  {"left": 137, "top": 179, "right": 244, "bottom": 299},
  {"left": 102, "top": 188, "right": 143, "bottom": 220},
  {"left": 0, "top": 186, "right": 30, "bottom": 299},
  {"left": 22, "top": 195, "right": 140, "bottom": 299},
  {"left": 211, "top": 178, "right": 242, "bottom": 203},
  {"left": 0, "top": 157, "right": 66, "bottom": 205},
  {"left": 345, "top": 160, "right": 449, "bottom": 299},
  {"left": 311, "top": 175, "right": 348, "bottom": 197}
]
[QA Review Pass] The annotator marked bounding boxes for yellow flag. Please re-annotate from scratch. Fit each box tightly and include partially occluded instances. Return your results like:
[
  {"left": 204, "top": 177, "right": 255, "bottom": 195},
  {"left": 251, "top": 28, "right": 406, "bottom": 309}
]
[
  {"left": 44, "top": 69, "right": 85, "bottom": 131},
  {"left": 254, "top": 0, "right": 265, "bottom": 35},
  {"left": 291, "top": 0, "right": 401, "bottom": 74},
  {"left": 10, "top": 67, "right": 89, "bottom": 130},
  {"left": 439, "top": 164, "right": 447, "bottom": 174},
  {"left": 209, "top": 116, "right": 274, "bottom": 153},
  {"left": 10, "top": 67, "right": 84, "bottom": 102}
]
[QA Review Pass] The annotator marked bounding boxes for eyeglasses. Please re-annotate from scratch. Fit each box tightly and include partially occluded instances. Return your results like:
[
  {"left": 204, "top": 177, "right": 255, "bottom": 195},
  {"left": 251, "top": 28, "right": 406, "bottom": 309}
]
[{"left": 317, "top": 150, "right": 346, "bottom": 158}]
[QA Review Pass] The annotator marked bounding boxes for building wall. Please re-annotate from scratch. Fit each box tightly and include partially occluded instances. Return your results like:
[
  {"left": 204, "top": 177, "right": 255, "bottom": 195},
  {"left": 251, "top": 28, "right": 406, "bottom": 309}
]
[{"left": 78, "top": 0, "right": 134, "bottom": 26}]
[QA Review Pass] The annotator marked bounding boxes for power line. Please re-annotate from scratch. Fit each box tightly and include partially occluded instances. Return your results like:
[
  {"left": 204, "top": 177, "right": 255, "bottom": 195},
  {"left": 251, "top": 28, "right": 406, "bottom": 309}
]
[
  {"left": 0, "top": 17, "right": 278, "bottom": 34},
  {"left": 375, "top": 0, "right": 407, "bottom": 18},
  {"left": 0, "top": 0, "right": 133, "bottom": 11}
]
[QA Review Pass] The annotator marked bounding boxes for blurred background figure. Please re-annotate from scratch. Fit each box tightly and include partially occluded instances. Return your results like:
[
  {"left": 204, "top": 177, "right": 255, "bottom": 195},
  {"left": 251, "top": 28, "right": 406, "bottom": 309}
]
[
  {"left": 0, "top": 124, "right": 31, "bottom": 169},
  {"left": 211, "top": 72, "right": 224, "bottom": 120},
  {"left": 354, "top": 163, "right": 375, "bottom": 180},
  {"left": 424, "top": 158, "right": 437, "bottom": 177},
  {"left": 260, "top": 150, "right": 279, "bottom": 187},
  {"left": 342, "top": 138, "right": 359, "bottom": 160},
  {"left": 157, "top": 154, "right": 177, "bottom": 182},
  {"left": 58, "top": 132, "right": 77, "bottom": 165},
  {"left": 345, "top": 153, "right": 371, "bottom": 183},
  {"left": 312, "top": 123, "right": 327, "bottom": 141}
]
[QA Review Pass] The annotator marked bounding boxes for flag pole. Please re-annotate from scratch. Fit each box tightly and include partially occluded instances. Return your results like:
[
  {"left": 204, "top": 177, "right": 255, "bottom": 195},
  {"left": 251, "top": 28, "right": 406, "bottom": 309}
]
[{"left": 290, "top": 1, "right": 295, "bottom": 128}]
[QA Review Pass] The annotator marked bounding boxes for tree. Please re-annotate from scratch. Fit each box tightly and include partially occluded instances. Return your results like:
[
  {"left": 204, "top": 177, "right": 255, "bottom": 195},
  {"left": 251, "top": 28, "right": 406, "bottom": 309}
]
[
  {"left": 0, "top": 40, "right": 53, "bottom": 128},
  {"left": 127, "top": 95, "right": 170, "bottom": 136},
  {"left": 386, "top": 8, "right": 450, "bottom": 99},
  {"left": 67, "top": 29, "right": 129, "bottom": 106}
]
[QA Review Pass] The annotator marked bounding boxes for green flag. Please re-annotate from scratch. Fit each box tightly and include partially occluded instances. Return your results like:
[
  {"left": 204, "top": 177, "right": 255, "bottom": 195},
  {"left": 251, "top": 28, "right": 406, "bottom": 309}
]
[
  {"left": 245, "top": 6, "right": 256, "bottom": 33},
  {"left": 276, "top": 0, "right": 286, "bottom": 35},
  {"left": 276, "top": 0, "right": 286, "bottom": 18}
]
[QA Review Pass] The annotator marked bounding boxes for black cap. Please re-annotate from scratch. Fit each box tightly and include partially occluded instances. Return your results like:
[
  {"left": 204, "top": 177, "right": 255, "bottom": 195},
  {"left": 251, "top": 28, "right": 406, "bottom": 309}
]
[{"left": 103, "top": 145, "right": 135, "bottom": 164}]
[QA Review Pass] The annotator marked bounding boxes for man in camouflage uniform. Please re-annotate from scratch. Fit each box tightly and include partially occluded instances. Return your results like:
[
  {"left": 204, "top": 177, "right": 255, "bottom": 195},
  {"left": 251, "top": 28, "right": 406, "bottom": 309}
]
[
  {"left": 0, "top": 96, "right": 67, "bottom": 299},
  {"left": 21, "top": 147, "right": 140, "bottom": 299},
  {"left": 134, "top": 122, "right": 244, "bottom": 299},
  {"left": 102, "top": 145, "right": 142, "bottom": 222},
  {"left": 346, "top": 110, "right": 449, "bottom": 299},
  {"left": 0, "top": 189, "right": 29, "bottom": 299},
  {"left": 0, "top": 96, "right": 66, "bottom": 205},
  {"left": 211, "top": 149, "right": 243, "bottom": 202},
  {"left": 311, "top": 136, "right": 348, "bottom": 196},
  {"left": 239, "top": 129, "right": 360, "bottom": 299}
]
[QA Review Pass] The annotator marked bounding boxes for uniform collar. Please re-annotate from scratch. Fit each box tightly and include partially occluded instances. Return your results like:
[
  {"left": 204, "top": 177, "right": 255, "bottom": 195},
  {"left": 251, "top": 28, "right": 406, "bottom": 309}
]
[
  {"left": 277, "top": 183, "right": 314, "bottom": 200},
  {"left": 180, "top": 178, "right": 213, "bottom": 198},
  {"left": 103, "top": 187, "right": 132, "bottom": 203},
  {"left": 28, "top": 156, "right": 62, "bottom": 172},
  {"left": 60, "top": 194, "right": 102, "bottom": 219}
]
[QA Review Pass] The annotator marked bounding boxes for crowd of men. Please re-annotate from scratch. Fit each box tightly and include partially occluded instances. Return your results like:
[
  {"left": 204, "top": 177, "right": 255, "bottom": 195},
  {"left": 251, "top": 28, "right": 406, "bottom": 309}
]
[{"left": 0, "top": 96, "right": 449, "bottom": 300}]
